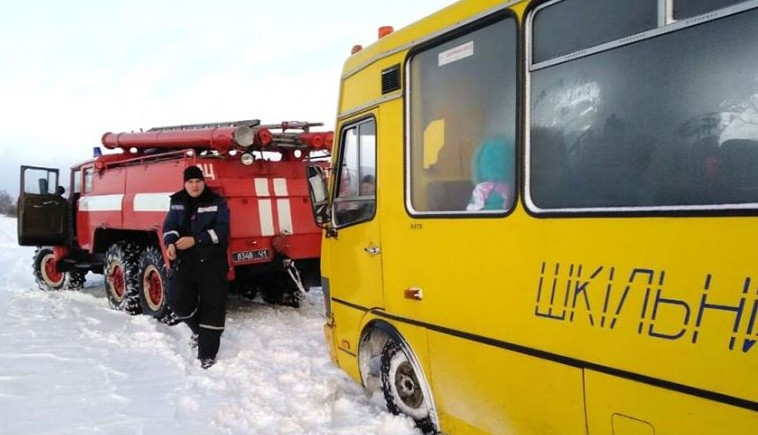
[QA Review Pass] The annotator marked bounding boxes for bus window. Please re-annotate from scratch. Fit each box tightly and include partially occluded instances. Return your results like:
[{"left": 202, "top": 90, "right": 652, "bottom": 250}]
[
  {"left": 334, "top": 118, "right": 376, "bottom": 226},
  {"left": 532, "top": 0, "right": 656, "bottom": 65},
  {"left": 408, "top": 15, "right": 517, "bottom": 214},
  {"left": 673, "top": 0, "right": 747, "bottom": 19},
  {"left": 529, "top": 5, "right": 758, "bottom": 211}
]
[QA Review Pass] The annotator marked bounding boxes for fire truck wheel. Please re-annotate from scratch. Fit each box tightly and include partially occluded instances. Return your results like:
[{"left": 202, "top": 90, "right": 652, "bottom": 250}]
[
  {"left": 104, "top": 243, "right": 142, "bottom": 315},
  {"left": 231, "top": 279, "right": 259, "bottom": 300},
  {"left": 32, "top": 248, "right": 66, "bottom": 291},
  {"left": 380, "top": 339, "right": 437, "bottom": 434},
  {"left": 260, "top": 272, "right": 301, "bottom": 308},
  {"left": 32, "top": 249, "right": 88, "bottom": 291},
  {"left": 137, "top": 246, "right": 172, "bottom": 321},
  {"left": 65, "top": 270, "right": 87, "bottom": 290}
]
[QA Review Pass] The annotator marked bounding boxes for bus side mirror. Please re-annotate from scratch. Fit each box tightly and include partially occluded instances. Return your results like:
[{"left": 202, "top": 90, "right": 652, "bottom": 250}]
[{"left": 306, "top": 165, "right": 331, "bottom": 227}]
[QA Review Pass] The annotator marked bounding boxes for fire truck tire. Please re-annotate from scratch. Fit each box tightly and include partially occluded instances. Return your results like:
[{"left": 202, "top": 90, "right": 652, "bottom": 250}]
[
  {"left": 380, "top": 339, "right": 437, "bottom": 435},
  {"left": 231, "top": 279, "right": 259, "bottom": 300},
  {"left": 32, "top": 248, "right": 87, "bottom": 291},
  {"left": 261, "top": 272, "right": 301, "bottom": 308},
  {"left": 104, "top": 243, "right": 142, "bottom": 315},
  {"left": 137, "top": 246, "right": 172, "bottom": 321},
  {"left": 65, "top": 270, "right": 87, "bottom": 290}
]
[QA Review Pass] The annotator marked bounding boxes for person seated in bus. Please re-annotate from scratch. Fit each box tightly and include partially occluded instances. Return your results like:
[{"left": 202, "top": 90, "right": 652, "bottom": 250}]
[
  {"left": 466, "top": 137, "right": 515, "bottom": 211},
  {"left": 358, "top": 174, "right": 376, "bottom": 217},
  {"left": 335, "top": 172, "right": 376, "bottom": 224},
  {"left": 360, "top": 174, "right": 375, "bottom": 196}
]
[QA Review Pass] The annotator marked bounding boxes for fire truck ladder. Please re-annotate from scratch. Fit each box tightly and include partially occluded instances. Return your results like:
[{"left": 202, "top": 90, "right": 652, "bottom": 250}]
[{"left": 147, "top": 119, "right": 261, "bottom": 132}]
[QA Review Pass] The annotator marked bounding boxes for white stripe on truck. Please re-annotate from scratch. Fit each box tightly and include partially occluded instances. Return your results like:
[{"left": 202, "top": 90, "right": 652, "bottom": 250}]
[
  {"left": 133, "top": 192, "right": 173, "bottom": 212},
  {"left": 258, "top": 199, "right": 275, "bottom": 236},
  {"left": 78, "top": 194, "right": 124, "bottom": 211}
]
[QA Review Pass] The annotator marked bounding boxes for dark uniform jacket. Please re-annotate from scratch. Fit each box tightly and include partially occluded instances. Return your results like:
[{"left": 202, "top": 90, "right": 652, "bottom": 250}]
[{"left": 162, "top": 188, "right": 230, "bottom": 263}]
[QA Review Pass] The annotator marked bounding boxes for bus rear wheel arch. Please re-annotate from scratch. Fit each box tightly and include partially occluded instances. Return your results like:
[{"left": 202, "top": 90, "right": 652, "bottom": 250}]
[{"left": 358, "top": 324, "right": 439, "bottom": 434}]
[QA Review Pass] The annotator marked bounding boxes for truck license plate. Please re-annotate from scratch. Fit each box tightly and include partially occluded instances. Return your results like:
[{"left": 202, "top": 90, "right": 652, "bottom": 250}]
[{"left": 232, "top": 249, "right": 270, "bottom": 263}]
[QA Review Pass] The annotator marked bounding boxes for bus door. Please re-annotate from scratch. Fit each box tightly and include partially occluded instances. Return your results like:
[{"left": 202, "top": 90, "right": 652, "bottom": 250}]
[{"left": 324, "top": 117, "right": 383, "bottom": 347}]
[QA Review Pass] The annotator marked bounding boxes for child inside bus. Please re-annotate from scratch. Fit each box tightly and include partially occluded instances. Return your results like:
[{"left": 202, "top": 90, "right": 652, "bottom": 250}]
[{"left": 466, "top": 137, "right": 515, "bottom": 211}]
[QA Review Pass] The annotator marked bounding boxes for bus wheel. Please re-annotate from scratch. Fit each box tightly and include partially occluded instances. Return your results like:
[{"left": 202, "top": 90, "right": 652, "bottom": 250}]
[
  {"left": 104, "top": 243, "right": 141, "bottom": 315},
  {"left": 380, "top": 339, "right": 438, "bottom": 434},
  {"left": 32, "top": 248, "right": 87, "bottom": 291},
  {"left": 137, "top": 246, "right": 173, "bottom": 322}
]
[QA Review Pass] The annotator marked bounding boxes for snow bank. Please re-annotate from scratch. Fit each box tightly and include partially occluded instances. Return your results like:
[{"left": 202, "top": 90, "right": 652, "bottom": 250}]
[{"left": 0, "top": 216, "right": 418, "bottom": 434}]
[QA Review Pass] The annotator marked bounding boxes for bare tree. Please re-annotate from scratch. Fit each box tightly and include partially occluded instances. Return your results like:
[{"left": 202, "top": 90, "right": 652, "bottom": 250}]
[{"left": 0, "top": 190, "right": 16, "bottom": 216}]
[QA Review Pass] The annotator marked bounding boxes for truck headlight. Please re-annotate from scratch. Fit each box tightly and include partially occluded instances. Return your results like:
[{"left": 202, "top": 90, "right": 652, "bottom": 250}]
[{"left": 240, "top": 153, "right": 254, "bottom": 166}]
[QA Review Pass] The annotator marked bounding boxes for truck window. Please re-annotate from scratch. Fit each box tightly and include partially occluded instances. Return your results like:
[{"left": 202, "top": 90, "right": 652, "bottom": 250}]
[
  {"left": 72, "top": 170, "right": 82, "bottom": 194},
  {"left": 23, "top": 168, "right": 57, "bottom": 195},
  {"left": 334, "top": 118, "right": 376, "bottom": 226},
  {"left": 83, "top": 167, "right": 93, "bottom": 194},
  {"left": 408, "top": 15, "right": 517, "bottom": 214}
]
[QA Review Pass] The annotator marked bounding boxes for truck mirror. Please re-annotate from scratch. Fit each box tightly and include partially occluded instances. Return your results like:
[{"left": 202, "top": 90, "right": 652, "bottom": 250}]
[{"left": 306, "top": 165, "right": 331, "bottom": 226}]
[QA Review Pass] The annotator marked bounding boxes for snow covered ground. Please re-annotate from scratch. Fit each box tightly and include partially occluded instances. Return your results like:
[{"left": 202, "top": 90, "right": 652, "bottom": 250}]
[{"left": 0, "top": 216, "right": 418, "bottom": 434}]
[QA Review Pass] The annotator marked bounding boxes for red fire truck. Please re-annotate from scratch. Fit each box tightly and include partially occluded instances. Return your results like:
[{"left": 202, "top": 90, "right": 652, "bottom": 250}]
[{"left": 17, "top": 119, "right": 331, "bottom": 322}]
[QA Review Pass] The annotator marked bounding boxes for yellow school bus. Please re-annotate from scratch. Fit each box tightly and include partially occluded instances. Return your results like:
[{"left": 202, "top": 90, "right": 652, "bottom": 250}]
[{"left": 306, "top": 0, "right": 758, "bottom": 433}]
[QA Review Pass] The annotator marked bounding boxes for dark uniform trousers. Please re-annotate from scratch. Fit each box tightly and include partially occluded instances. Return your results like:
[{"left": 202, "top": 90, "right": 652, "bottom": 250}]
[{"left": 167, "top": 252, "right": 228, "bottom": 360}]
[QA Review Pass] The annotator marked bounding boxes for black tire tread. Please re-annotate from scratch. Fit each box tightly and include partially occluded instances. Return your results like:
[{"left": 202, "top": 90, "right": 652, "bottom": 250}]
[
  {"left": 104, "top": 242, "right": 142, "bottom": 315},
  {"left": 32, "top": 248, "right": 86, "bottom": 291},
  {"left": 65, "top": 270, "right": 87, "bottom": 290},
  {"left": 379, "top": 339, "right": 437, "bottom": 434},
  {"left": 137, "top": 245, "right": 174, "bottom": 322}
]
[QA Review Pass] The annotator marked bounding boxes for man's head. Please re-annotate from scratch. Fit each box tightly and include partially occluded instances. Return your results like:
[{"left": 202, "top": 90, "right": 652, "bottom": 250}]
[
  {"left": 183, "top": 166, "right": 205, "bottom": 198},
  {"left": 360, "top": 174, "right": 375, "bottom": 196}
]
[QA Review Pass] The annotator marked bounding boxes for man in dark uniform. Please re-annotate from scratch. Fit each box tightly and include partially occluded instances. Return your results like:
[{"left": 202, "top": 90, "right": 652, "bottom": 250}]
[{"left": 162, "top": 166, "right": 230, "bottom": 369}]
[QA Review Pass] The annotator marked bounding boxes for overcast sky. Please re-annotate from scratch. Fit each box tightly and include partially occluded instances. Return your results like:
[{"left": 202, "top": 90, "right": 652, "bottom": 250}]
[{"left": 0, "top": 0, "right": 456, "bottom": 195}]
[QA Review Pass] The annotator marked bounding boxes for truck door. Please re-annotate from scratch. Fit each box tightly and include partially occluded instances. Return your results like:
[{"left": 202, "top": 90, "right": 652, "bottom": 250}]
[
  {"left": 18, "top": 166, "right": 68, "bottom": 246},
  {"left": 325, "top": 117, "right": 384, "bottom": 310}
]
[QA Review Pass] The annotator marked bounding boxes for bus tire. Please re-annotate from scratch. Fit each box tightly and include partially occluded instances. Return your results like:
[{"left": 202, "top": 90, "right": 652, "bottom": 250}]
[
  {"left": 104, "top": 243, "right": 141, "bottom": 315},
  {"left": 32, "top": 248, "right": 86, "bottom": 291},
  {"left": 380, "top": 339, "right": 437, "bottom": 434},
  {"left": 137, "top": 246, "right": 173, "bottom": 322}
]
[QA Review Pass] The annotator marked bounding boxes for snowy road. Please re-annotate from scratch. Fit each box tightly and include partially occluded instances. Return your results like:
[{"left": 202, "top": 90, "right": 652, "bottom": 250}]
[{"left": 0, "top": 216, "right": 418, "bottom": 435}]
